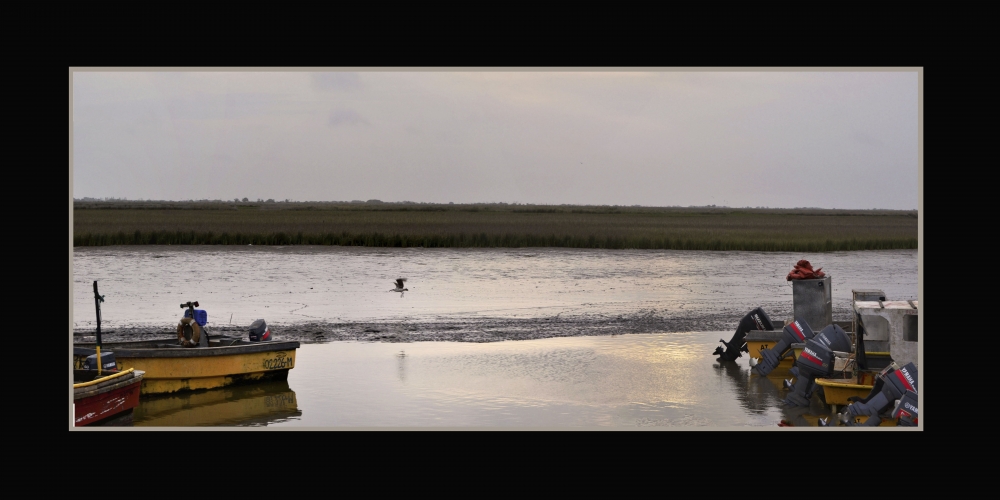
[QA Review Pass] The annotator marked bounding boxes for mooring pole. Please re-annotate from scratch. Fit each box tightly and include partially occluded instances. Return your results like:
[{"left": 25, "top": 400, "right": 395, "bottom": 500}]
[{"left": 93, "top": 281, "right": 104, "bottom": 375}]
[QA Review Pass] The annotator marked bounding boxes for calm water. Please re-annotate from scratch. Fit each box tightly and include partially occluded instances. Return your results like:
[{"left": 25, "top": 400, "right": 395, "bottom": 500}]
[
  {"left": 132, "top": 332, "right": 835, "bottom": 428},
  {"left": 74, "top": 247, "right": 917, "bottom": 428},
  {"left": 73, "top": 247, "right": 918, "bottom": 331}
]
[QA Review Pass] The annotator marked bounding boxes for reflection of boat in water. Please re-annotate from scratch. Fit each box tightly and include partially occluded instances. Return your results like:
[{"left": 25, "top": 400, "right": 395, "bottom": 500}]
[
  {"left": 715, "top": 361, "right": 780, "bottom": 413},
  {"left": 133, "top": 380, "right": 300, "bottom": 427},
  {"left": 716, "top": 361, "right": 831, "bottom": 426}
]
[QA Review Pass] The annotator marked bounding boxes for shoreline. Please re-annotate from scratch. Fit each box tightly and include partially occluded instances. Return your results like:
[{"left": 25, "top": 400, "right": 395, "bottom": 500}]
[
  {"left": 73, "top": 203, "right": 917, "bottom": 252},
  {"left": 72, "top": 307, "right": 856, "bottom": 345}
]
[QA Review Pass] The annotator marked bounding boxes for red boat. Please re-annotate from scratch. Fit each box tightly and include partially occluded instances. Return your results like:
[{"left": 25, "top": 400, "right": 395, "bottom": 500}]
[{"left": 73, "top": 368, "right": 145, "bottom": 426}]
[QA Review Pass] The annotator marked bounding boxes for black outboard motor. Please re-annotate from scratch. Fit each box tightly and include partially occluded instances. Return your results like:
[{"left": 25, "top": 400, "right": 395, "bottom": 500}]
[
  {"left": 839, "top": 362, "right": 918, "bottom": 426},
  {"left": 714, "top": 307, "right": 773, "bottom": 362},
  {"left": 891, "top": 390, "right": 918, "bottom": 427},
  {"left": 249, "top": 319, "right": 272, "bottom": 342},
  {"left": 752, "top": 318, "right": 815, "bottom": 376},
  {"left": 84, "top": 351, "right": 117, "bottom": 371},
  {"left": 783, "top": 324, "right": 853, "bottom": 406}
]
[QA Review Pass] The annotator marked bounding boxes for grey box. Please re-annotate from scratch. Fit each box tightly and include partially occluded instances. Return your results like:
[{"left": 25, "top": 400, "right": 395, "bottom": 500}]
[
  {"left": 852, "top": 289, "right": 886, "bottom": 302},
  {"left": 792, "top": 276, "right": 832, "bottom": 330}
]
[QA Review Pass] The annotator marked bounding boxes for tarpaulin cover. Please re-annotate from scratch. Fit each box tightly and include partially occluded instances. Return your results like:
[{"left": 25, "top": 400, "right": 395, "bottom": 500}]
[{"left": 786, "top": 259, "right": 825, "bottom": 281}]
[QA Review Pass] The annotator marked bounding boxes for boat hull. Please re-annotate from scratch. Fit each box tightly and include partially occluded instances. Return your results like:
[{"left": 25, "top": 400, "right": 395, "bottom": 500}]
[
  {"left": 815, "top": 376, "right": 875, "bottom": 406},
  {"left": 816, "top": 372, "right": 897, "bottom": 426},
  {"left": 74, "top": 339, "right": 300, "bottom": 395},
  {"left": 74, "top": 370, "right": 144, "bottom": 426},
  {"left": 845, "top": 414, "right": 898, "bottom": 427}
]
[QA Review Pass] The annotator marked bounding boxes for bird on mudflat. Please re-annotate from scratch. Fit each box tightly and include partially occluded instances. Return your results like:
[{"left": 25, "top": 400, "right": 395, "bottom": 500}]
[{"left": 390, "top": 278, "right": 409, "bottom": 297}]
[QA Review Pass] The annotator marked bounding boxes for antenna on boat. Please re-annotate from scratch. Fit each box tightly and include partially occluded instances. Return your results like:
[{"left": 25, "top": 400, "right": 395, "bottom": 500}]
[{"left": 93, "top": 281, "right": 104, "bottom": 376}]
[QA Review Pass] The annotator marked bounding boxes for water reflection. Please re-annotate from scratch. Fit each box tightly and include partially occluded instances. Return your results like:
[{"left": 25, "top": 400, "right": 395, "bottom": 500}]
[
  {"left": 280, "top": 334, "right": 811, "bottom": 427},
  {"left": 715, "top": 361, "right": 772, "bottom": 413},
  {"left": 115, "top": 334, "right": 845, "bottom": 427},
  {"left": 134, "top": 380, "right": 300, "bottom": 427},
  {"left": 715, "top": 360, "right": 834, "bottom": 427}
]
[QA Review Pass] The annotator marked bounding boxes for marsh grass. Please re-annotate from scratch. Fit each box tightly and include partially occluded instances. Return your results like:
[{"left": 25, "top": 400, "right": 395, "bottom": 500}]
[{"left": 73, "top": 201, "right": 917, "bottom": 251}]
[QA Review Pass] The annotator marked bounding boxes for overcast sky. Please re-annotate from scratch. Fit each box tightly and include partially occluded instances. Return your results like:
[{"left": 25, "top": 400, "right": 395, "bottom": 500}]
[{"left": 72, "top": 70, "right": 919, "bottom": 209}]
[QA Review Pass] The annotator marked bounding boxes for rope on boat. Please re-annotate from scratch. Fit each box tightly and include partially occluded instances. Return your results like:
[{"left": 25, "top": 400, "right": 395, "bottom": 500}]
[{"left": 73, "top": 367, "right": 135, "bottom": 389}]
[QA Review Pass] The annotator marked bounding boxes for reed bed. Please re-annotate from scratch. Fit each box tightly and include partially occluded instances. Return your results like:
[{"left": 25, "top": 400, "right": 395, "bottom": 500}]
[{"left": 73, "top": 202, "right": 917, "bottom": 251}]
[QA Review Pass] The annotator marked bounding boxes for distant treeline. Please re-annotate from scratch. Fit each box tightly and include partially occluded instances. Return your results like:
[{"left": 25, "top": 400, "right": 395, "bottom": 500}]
[
  {"left": 73, "top": 201, "right": 918, "bottom": 251},
  {"left": 72, "top": 199, "right": 917, "bottom": 217}
]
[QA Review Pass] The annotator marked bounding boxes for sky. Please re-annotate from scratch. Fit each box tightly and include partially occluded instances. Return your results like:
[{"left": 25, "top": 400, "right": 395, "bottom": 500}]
[{"left": 71, "top": 70, "right": 919, "bottom": 209}]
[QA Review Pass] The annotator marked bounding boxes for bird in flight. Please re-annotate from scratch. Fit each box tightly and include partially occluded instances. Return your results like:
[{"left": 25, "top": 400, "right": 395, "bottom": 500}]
[{"left": 390, "top": 278, "right": 409, "bottom": 297}]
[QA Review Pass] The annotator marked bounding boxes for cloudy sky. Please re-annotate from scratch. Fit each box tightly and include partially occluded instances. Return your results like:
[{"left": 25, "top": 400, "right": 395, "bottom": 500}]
[{"left": 71, "top": 70, "right": 919, "bottom": 209}]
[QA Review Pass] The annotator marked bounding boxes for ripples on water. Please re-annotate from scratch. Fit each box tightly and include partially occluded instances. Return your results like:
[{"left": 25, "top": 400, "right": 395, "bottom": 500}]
[
  {"left": 73, "top": 247, "right": 917, "bottom": 330},
  {"left": 76, "top": 247, "right": 916, "bottom": 427}
]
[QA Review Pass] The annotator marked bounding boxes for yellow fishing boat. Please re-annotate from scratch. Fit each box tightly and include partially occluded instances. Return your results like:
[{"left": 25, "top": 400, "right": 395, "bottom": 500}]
[
  {"left": 815, "top": 376, "right": 874, "bottom": 406},
  {"left": 73, "top": 337, "right": 299, "bottom": 395},
  {"left": 814, "top": 352, "right": 892, "bottom": 406},
  {"left": 74, "top": 295, "right": 300, "bottom": 395}
]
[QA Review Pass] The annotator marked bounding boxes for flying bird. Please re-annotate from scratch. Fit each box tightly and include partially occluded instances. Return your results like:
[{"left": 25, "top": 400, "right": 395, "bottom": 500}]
[{"left": 390, "top": 278, "right": 408, "bottom": 297}]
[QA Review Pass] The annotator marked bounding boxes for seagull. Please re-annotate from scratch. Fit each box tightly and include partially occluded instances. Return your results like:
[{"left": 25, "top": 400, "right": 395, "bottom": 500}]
[{"left": 390, "top": 278, "right": 408, "bottom": 297}]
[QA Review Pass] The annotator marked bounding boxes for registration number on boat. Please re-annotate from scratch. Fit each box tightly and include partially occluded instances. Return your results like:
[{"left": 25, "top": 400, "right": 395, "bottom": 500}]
[{"left": 263, "top": 352, "right": 294, "bottom": 370}]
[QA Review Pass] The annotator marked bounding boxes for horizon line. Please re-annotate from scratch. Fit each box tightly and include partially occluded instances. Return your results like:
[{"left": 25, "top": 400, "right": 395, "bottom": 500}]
[{"left": 72, "top": 198, "right": 917, "bottom": 211}]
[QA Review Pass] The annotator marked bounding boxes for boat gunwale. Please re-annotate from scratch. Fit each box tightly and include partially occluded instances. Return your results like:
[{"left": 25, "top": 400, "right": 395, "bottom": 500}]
[
  {"left": 73, "top": 367, "right": 136, "bottom": 388},
  {"left": 814, "top": 377, "right": 874, "bottom": 390},
  {"left": 745, "top": 330, "right": 782, "bottom": 341},
  {"left": 74, "top": 370, "right": 145, "bottom": 400},
  {"left": 73, "top": 339, "right": 300, "bottom": 358}
]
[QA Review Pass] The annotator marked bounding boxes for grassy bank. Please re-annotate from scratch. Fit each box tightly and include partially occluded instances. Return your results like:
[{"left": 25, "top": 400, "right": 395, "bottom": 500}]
[{"left": 73, "top": 201, "right": 918, "bottom": 251}]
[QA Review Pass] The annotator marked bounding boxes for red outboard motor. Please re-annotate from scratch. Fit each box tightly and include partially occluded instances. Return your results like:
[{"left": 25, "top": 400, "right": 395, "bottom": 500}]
[
  {"left": 838, "top": 362, "right": 918, "bottom": 426},
  {"left": 752, "top": 318, "right": 816, "bottom": 376},
  {"left": 783, "top": 324, "right": 853, "bottom": 406},
  {"left": 891, "top": 390, "right": 918, "bottom": 426},
  {"left": 249, "top": 319, "right": 272, "bottom": 342}
]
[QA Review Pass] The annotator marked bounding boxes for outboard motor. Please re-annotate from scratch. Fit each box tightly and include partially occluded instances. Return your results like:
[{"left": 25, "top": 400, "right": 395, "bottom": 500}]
[
  {"left": 839, "top": 362, "right": 918, "bottom": 426},
  {"left": 891, "top": 390, "right": 918, "bottom": 427},
  {"left": 84, "top": 351, "right": 117, "bottom": 371},
  {"left": 783, "top": 324, "right": 852, "bottom": 406},
  {"left": 714, "top": 307, "right": 773, "bottom": 362},
  {"left": 752, "top": 318, "right": 815, "bottom": 376},
  {"left": 249, "top": 319, "right": 271, "bottom": 342}
]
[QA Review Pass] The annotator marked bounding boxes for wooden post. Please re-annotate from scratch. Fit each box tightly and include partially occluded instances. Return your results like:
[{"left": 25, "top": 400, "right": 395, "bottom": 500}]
[{"left": 93, "top": 281, "right": 104, "bottom": 375}]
